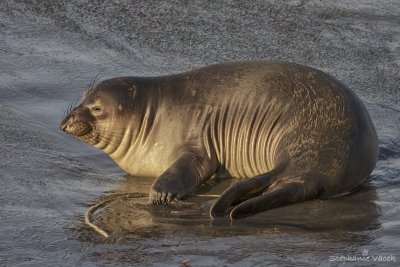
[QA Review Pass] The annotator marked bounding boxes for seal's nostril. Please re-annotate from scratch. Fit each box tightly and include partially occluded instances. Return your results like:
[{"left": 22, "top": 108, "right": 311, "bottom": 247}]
[
  {"left": 60, "top": 123, "right": 67, "bottom": 131},
  {"left": 60, "top": 115, "right": 73, "bottom": 132}
]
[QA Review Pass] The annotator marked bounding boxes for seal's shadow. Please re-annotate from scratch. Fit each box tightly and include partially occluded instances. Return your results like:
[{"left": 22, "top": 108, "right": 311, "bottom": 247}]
[{"left": 78, "top": 174, "right": 380, "bottom": 241}]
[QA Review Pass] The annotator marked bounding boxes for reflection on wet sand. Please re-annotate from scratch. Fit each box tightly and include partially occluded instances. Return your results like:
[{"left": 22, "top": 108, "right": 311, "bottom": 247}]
[{"left": 83, "top": 175, "right": 380, "bottom": 241}]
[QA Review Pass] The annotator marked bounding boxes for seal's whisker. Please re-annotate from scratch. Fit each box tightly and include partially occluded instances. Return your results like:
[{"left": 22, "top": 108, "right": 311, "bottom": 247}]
[
  {"left": 64, "top": 96, "right": 81, "bottom": 116},
  {"left": 83, "top": 71, "right": 105, "bottom": 98}
]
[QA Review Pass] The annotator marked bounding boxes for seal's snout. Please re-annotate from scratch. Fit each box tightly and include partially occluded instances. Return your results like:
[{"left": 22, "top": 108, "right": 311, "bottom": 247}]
[
  {"left": 60, "top": 123, "right": 67, "bottom": 132},
  {"left": 60, "top": 114, "right": 73, "bottom": 133},
  {"left": 59, "top": 119, "right": 68, "bottom": 132},
  {"left": 60, "top": 111, "right": 93, "bottom": 138}
]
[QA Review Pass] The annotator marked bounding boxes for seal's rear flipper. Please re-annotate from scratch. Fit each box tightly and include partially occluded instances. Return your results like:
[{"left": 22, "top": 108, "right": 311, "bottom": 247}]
[
  {"left": 210, "top": 172, "right": 279, "bottom": 218},
  {"left": 229, "top": 180, "right": 321, "bottom": 219}
]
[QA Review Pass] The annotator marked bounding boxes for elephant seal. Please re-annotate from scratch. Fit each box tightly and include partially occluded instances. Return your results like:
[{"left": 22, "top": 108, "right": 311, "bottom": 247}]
[{"left": 60, "top": 61, "right": 378, "bottom": 219}]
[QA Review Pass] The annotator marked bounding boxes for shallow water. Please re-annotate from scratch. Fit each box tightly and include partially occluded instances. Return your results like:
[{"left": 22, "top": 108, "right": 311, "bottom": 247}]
[{"left": 1, "top": 0, "right": 399, "bottom": 266}]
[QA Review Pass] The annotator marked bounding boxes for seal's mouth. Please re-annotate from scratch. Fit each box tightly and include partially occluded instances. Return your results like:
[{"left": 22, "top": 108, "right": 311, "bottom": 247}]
[
  {"left": 61, "top": 121, "right": 93, "bottom": 137},
  {"left": 60, "top": 113, "right": 94, "bottom": 139}
]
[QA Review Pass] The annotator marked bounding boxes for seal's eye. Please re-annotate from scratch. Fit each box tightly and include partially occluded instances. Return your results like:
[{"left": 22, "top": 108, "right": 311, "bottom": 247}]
[{"left": 91, "top": 106, "right": 103, "bottom": 114}]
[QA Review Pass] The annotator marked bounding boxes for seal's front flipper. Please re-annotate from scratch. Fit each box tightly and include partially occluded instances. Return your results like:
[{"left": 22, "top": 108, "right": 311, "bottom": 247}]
[
  {"left": 149, "top": 151, "right": 217, "bottom": 204},
  {"left": 210, "top": 172, "right": 278, "bottom": 218},
  {"left": 229, "top": 180, "right": 321, "bottom": 219}
]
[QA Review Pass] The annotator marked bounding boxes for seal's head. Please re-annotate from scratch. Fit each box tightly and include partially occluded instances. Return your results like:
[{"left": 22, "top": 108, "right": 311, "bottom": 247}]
[{"left": 60, "top": 77, "right": 138, "bottom": 148}]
